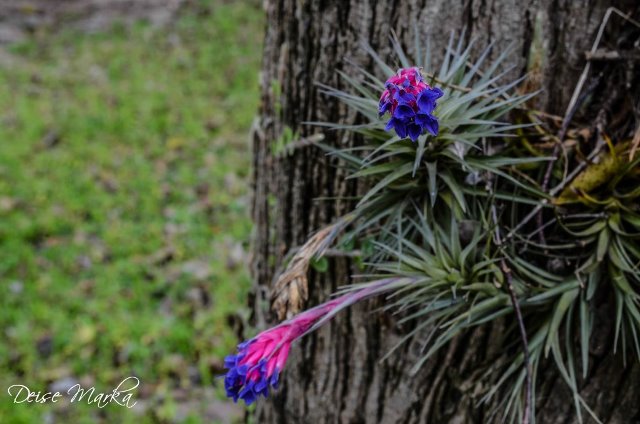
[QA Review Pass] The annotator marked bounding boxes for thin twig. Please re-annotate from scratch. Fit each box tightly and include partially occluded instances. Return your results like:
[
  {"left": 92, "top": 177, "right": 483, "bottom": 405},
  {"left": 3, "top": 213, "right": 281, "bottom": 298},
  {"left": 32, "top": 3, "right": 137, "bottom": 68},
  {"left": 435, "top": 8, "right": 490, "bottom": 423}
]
[
  {"left": 524, "top": 217, "right": 558, "bottom": 244},
  {"left": 502, "top": 259, "right": 532, "bottom": 424},
  {"left": 505, "top": 137, "right": 607, "bottom": 240},
  {"left": 483, "top": 135, "right": 532, "bottom": 424},
  {"left": 487, "top": 176, "right": 532, "bottom": 424},
  {"left": 564, "top": 8, "right": 640, "bottom": 124},
  {"left": 629, "top": 126, "right": 640, "bottom": 161},
  {"left": 536, "top": 76, "right": 598, "bottom": 244},
  {"left": 323, "top": 248, "right": 362, "bottom": 258},
  {"left": 585, "top": 49, "right": 640, "bottom": 61},
  {"left": 550, "top": 137, "right": 606, "bottom": 197}
]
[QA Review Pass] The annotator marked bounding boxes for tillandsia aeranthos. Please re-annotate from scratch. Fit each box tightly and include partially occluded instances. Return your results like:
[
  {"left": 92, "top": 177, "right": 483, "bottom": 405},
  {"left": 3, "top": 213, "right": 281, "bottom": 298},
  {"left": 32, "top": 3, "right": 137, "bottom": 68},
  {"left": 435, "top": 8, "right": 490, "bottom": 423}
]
[
  {"left": 228, "top": 30, "right": 639, "bottom": 424},
  {"left": 225, "top": 33, "right": 542, "bottom": 413}
]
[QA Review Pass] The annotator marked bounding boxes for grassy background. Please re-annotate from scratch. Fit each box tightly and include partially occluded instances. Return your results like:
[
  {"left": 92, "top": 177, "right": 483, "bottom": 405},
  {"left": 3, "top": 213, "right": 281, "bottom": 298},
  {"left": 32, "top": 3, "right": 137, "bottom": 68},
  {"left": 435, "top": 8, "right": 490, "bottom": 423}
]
[{"left": 0, "top": 1, "right": 262, "bottom": 422}]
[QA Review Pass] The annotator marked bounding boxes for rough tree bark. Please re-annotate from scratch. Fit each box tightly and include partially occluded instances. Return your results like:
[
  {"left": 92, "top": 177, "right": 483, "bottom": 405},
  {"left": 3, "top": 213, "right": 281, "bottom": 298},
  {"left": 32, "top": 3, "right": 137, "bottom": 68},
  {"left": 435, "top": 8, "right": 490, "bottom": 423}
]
[{"left": 250, "top": 1, "right": 640, "bottom": 422}]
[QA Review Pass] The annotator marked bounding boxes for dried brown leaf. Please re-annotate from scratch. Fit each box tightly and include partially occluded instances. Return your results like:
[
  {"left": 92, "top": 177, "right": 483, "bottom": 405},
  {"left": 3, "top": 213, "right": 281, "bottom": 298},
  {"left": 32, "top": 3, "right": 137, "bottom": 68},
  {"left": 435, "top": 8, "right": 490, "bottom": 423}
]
[{"left": 270, "top": 216, "right": 352, "bottom": 320}]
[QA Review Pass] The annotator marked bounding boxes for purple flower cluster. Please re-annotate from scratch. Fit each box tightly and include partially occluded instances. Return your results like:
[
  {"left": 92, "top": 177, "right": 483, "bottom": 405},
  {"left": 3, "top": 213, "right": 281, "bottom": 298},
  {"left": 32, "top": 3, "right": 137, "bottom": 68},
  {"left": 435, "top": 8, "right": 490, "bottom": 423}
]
[
  {"left": 379, "top": 67, "right": 444, "bottom": 141},
  {"left": 223, "top": 338, "right": 289, "bottom": 404}
]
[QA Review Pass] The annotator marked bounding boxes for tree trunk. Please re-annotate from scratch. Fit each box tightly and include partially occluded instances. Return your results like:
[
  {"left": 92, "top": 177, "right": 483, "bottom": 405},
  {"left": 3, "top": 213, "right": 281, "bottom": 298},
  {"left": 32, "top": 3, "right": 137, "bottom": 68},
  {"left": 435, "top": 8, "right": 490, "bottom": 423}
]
[{"left": 250, "top": 1, "right": 640, "bottom": 422}]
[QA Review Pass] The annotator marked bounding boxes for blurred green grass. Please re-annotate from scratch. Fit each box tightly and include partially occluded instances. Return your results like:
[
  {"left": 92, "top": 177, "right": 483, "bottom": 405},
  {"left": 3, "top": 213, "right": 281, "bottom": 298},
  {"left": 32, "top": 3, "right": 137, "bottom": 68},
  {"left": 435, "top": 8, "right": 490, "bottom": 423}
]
[{"left": 0, "top": 1, "right": 262, "bottom": 422}]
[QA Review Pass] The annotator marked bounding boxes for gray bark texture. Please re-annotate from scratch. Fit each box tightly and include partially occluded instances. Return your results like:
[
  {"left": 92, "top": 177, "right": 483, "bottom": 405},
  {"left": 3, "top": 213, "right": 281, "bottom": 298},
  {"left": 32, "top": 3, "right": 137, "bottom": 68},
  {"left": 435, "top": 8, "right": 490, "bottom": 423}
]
[{"left": 250, "top": 1, "right": 640, "bottom": 422}]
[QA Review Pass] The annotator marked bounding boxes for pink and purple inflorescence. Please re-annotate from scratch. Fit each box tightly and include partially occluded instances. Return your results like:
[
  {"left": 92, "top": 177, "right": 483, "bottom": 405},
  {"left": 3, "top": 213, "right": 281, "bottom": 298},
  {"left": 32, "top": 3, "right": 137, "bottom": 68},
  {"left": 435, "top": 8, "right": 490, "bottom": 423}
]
[
  {"left": 223, "top": 297, "right": 342, "bottom": 404},
  {"left": 223, "top": 278, "right": 400, "bottom": 404},
  {"left": 379, "top": 67, "right": 444, "bottom": 141}
]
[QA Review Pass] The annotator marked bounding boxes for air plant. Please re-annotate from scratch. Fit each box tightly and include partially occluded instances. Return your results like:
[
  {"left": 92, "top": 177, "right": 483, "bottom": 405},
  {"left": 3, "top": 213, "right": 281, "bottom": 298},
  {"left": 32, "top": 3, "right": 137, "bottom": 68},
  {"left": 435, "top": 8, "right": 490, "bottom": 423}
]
[{"left": 227, "top": 30, "right": 639, "bottom": 424}]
